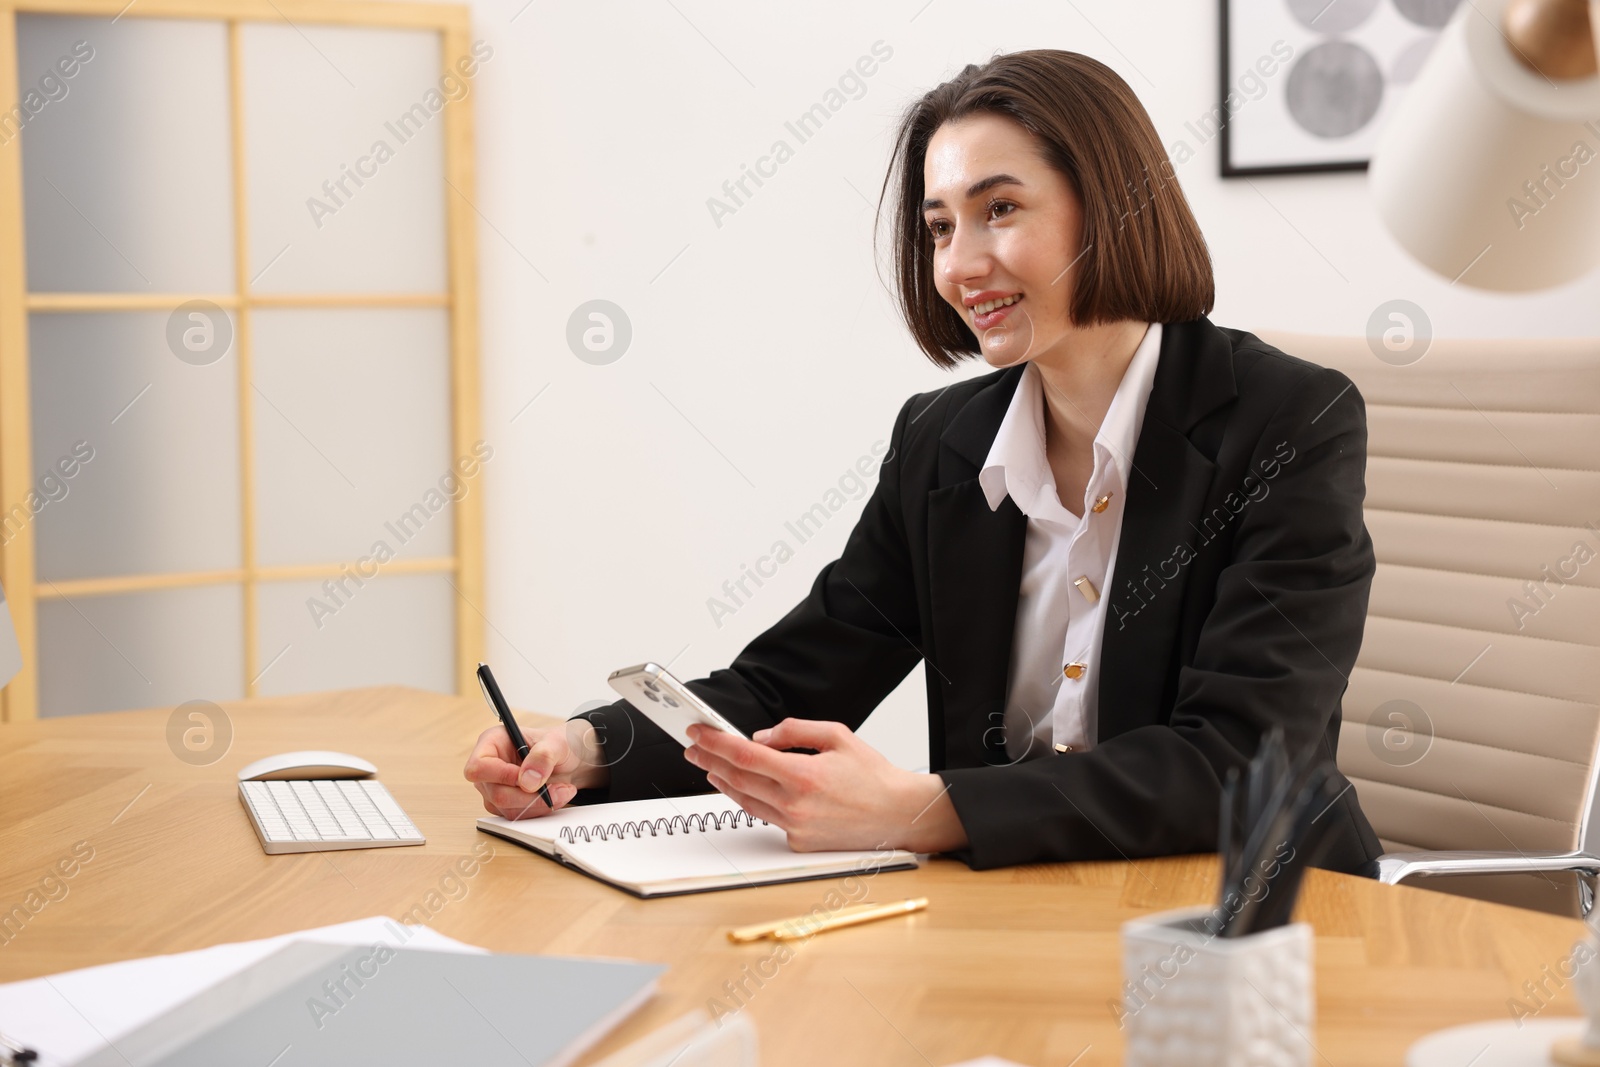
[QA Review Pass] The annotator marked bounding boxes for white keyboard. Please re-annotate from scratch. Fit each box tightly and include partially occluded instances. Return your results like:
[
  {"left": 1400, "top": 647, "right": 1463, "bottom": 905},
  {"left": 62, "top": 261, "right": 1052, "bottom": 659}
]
[{"left": 239, "top": 779, "right": 425, "bottom": 854}]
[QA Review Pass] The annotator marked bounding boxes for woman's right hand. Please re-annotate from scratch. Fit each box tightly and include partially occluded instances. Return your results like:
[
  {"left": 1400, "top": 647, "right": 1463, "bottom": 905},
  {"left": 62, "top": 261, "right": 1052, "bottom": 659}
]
[{"left": 464, "top": 717, "right": 610, "bottom": 820}]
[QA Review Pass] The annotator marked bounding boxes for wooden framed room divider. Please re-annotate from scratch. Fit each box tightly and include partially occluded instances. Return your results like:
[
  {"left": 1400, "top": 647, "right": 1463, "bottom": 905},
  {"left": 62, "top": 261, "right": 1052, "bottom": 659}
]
[{"left": 0, "top": 0, "right": 484, "bottom": 720}]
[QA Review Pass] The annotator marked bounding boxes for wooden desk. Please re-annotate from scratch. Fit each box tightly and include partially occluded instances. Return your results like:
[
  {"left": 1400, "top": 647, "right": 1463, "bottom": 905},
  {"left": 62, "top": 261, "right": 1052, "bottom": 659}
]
[{"left": 0, "top": 687, "right": 1587, "bottom": 1066}]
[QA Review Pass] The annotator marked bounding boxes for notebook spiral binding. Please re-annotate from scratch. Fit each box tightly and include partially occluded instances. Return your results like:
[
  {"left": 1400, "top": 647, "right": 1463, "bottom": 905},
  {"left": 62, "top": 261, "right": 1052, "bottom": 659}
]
[{"left": 559, "top": 808, "right": 761, "bottom": 843}]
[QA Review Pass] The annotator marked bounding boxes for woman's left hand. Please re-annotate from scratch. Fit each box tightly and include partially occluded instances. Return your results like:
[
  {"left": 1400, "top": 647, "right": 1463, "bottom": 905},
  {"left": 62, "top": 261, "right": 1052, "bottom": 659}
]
[{"left": 684, "top": 718, "right": 967, "bottom": 853}]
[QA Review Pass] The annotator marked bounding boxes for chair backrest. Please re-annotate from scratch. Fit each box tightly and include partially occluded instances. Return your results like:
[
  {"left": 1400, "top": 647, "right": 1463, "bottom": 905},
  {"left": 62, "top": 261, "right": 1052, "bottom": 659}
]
[{"left": 1255, "top": 330, "right": 1600, "bottom": 884}]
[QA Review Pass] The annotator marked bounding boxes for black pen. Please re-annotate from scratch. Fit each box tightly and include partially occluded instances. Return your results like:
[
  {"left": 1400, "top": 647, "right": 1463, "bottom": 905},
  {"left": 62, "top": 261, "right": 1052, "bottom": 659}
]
[
  {"left": 476, "top": 662, "right": 553, "bottom": 811},
  {"left": 0, "top": 1027, "right": 38, "bottom": 1065}
]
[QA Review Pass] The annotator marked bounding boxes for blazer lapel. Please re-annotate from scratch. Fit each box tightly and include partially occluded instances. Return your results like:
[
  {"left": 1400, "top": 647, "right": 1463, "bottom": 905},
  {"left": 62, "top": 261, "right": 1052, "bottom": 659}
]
[
  {"left": 1098, "top": 318, "right": 1237, "bottom": 737},
  {"left": 927, "top": 366, "right": 1028, "bottom": 770}
]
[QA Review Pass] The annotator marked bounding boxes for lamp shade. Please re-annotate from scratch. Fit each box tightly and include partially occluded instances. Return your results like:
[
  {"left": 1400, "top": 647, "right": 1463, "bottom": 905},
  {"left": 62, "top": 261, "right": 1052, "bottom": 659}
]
[{"left": 1369, "top": 0, "right": 1600, "bottom": 291}]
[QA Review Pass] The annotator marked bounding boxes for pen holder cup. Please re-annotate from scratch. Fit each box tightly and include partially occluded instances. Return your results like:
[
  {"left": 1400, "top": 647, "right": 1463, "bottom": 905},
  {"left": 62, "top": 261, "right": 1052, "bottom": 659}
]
[{"left": 1119, "top": 905, "right": 1314, "bottom": 1067}]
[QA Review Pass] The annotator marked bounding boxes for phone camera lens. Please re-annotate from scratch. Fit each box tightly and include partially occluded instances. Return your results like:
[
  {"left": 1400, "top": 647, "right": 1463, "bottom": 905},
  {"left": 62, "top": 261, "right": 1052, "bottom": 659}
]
[
  {"left": 663, "top": 696, "right": 679, "bottom": 707},
  {"left": 643, "top": 680, "right": 660, "bottom": 692},
  {"left": 643, "top": 689, "right": 660, "bottom": 702}
]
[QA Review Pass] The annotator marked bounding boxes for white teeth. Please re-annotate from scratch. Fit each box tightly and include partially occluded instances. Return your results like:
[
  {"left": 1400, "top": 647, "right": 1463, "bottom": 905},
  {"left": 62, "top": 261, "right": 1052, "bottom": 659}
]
[{"left": 974, "top": 295, "right": 1021, "bottom": 315}]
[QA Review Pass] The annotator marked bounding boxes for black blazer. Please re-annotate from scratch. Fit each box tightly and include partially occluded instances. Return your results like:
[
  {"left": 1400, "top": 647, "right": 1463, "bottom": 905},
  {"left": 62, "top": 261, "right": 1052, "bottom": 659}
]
[{"left": 576, "top": 316, "right": 1383, "bottom": 874}]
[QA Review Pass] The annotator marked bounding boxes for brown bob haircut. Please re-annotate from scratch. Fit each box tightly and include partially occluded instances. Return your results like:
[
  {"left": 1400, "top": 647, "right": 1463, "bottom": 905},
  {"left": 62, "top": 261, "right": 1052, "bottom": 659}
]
[{"left": 881, "top": 50, "right": 1215, "bottom": 368}]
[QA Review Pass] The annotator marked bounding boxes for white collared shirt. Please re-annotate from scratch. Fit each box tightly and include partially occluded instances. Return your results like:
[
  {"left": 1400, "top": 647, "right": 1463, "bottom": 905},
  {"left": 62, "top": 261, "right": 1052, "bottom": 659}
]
[{"left": 977, "top": 322, "right": 1163, "bottom": 762}]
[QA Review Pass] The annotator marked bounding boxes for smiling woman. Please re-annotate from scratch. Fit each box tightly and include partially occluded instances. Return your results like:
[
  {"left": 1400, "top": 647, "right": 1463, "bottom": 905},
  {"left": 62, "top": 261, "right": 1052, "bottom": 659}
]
[
  {"left": 464, "top": 50, "right": 1383, "bottom": 878},
  {"left": 884, "top": 51, "right": 1213, "bottom": 371}
]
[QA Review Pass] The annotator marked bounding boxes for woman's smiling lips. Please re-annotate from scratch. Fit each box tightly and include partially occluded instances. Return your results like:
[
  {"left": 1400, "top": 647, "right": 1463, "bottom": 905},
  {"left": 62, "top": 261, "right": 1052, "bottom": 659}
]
[{"left": 968, "top": 292, "right": 1024, "bottom": 330}]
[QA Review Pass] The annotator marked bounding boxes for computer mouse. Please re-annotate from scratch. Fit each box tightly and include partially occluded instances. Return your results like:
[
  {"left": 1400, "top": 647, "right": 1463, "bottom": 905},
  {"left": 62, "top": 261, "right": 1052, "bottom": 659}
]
[{"left": 236, "top": 750, "right": 378, "bottom": 781}]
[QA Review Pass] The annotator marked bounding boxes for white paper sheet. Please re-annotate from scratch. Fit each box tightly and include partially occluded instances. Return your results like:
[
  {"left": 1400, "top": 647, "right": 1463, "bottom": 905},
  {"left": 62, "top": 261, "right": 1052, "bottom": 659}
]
[{"left": 0, "top": 915, "right": 484, "bottom": 1065}]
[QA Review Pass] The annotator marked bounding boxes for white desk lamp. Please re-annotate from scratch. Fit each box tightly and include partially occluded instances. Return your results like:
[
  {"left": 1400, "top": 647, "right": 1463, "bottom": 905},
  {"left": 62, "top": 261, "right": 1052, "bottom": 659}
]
[
  {"left": 1370, "top": 0, "right": 1600, "bottom": 290},
  {"left": 1370, "top": 3, "right": 1600, "bottom": 1063}
]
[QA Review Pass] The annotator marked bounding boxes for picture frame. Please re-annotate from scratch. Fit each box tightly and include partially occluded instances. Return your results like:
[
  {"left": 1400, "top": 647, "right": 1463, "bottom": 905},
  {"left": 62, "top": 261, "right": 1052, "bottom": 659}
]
[{"left": 1219, "top": 0, "right": 1463, "bottom": 177}]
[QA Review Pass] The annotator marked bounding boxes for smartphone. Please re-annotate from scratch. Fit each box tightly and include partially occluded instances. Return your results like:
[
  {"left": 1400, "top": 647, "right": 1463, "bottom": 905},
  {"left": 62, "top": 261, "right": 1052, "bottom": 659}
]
[{"left": 606, "top": 662, "right": 748, "bottom": 747}]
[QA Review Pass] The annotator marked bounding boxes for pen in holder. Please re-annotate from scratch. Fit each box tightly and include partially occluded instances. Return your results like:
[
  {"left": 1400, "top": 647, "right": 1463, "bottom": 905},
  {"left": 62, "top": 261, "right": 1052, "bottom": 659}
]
[{"left": 1120, "top": 727, "right": 1346, "bottom": 1067}]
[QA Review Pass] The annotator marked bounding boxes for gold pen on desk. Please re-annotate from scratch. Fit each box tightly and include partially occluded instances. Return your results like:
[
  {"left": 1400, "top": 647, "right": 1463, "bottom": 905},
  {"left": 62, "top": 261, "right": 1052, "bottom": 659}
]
[
  {"left": 728, "top": 899, "right": 908, "bottom": 942},
  {"left": 725, "top": 900, "right": 887, "bottom": 942},
  {"left": 727, "top": 897, "right": 929, "bottom": 943}
]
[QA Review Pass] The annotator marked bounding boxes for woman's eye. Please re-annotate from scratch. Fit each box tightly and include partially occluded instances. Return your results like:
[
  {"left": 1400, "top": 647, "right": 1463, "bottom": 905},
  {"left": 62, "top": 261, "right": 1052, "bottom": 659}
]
[
  {"left": 926, "top": 219, "right": 950, "bottom": 238},
  {"left": 989, "top": 200, "right": 1015, "bottom": 220}
]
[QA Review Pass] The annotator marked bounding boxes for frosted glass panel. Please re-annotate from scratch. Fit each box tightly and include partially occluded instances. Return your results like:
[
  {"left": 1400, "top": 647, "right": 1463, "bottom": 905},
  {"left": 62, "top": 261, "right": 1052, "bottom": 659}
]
[
  {"left": 38, "top": 584, "right": 244, "bottom": 716},
  {"left": 252, "top": 308, "right": 453, "bottom": 566},
  {"left": 241, "top": 24, "right": 447, "bottom": 292},
  {"left": 30, "top": 312, "right": 241, "bottom": 581},
  {"left": 254, "top": 574, "right": 453, "bottom": 696},
  {"left": 17, "top": 15, "right": 233, "bottom": 292}
]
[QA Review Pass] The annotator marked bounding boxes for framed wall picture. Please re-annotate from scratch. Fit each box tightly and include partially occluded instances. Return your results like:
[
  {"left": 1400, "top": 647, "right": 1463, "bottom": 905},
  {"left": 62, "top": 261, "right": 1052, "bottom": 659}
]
[{"left": 1219, "top": 0, "right": 1463, "bottom": 177}]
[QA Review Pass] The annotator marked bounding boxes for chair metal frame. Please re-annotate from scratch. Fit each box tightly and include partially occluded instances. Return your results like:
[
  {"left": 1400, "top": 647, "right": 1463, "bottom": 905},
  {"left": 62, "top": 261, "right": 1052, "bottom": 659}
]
[{"left": 1374, "top": 752, "right": 1600, "bottom": 915}]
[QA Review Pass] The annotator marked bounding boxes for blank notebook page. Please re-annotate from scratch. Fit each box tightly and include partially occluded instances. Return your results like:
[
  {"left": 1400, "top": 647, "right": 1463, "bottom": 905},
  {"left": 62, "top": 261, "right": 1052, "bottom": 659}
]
[
  {"left": 477, "top": 792, "right": 920, "bottom": 895},
  {"left": 559, "top": 818, "right": 891, "bottom": 890}
]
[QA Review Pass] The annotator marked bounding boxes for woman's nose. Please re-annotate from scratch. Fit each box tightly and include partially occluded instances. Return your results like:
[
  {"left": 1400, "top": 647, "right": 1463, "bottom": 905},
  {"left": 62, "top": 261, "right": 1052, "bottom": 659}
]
[{"left": 940, "top": 228, "right": 992, "bottom": 287}]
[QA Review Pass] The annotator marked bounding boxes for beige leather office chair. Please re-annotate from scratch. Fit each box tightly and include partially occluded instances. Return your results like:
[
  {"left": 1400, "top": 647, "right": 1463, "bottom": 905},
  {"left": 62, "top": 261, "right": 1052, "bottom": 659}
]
[{"left": 1258, "top": 329, "right": 1600, "bottom": 916}]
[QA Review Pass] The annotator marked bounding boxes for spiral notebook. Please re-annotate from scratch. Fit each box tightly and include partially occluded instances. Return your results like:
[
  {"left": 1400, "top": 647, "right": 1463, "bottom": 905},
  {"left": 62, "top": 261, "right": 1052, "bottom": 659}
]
[{"left": 476, "top": 793, "right": 921, "bottom": 897}]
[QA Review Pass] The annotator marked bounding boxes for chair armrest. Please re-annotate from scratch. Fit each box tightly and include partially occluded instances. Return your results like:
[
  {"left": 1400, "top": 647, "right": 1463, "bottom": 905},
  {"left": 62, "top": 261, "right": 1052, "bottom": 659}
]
[{"left": 1377, "top": 849, "right": 1600, "bottom": 886}]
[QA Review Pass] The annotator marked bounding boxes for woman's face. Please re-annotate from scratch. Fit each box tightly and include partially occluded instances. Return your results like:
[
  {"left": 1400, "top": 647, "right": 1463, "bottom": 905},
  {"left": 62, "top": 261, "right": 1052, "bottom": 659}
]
[{"left": 922, "top": 113, "right": 1085, "bottom": 368}]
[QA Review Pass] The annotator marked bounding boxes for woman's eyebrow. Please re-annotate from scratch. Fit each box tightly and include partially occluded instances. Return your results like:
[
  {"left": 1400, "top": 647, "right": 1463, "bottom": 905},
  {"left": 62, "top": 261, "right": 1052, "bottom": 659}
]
[{"left": 921, "top": 173, "right": 1024, "bottom": 211}]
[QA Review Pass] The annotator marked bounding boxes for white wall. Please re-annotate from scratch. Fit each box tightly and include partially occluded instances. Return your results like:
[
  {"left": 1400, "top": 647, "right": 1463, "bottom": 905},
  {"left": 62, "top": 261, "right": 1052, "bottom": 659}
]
[{"left": 458, "top": 0, "right": 1600, "bottom": 770}]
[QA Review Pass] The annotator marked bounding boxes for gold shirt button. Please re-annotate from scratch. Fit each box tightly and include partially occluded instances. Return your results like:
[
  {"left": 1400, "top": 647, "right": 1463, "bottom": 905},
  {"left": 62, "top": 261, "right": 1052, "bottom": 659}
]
[
  {"left": 1053, "top": 743, "right": 1074, "bottom": 754},
  {"left": 1092, "top": 493, "right": 1112, "bottom": 513},
  {"left": 1073, "top": 576, "right": 1100, "bottom": 604},
  {"left": 1062, "top": 662, "right": 1087, "bottom": 680}
]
